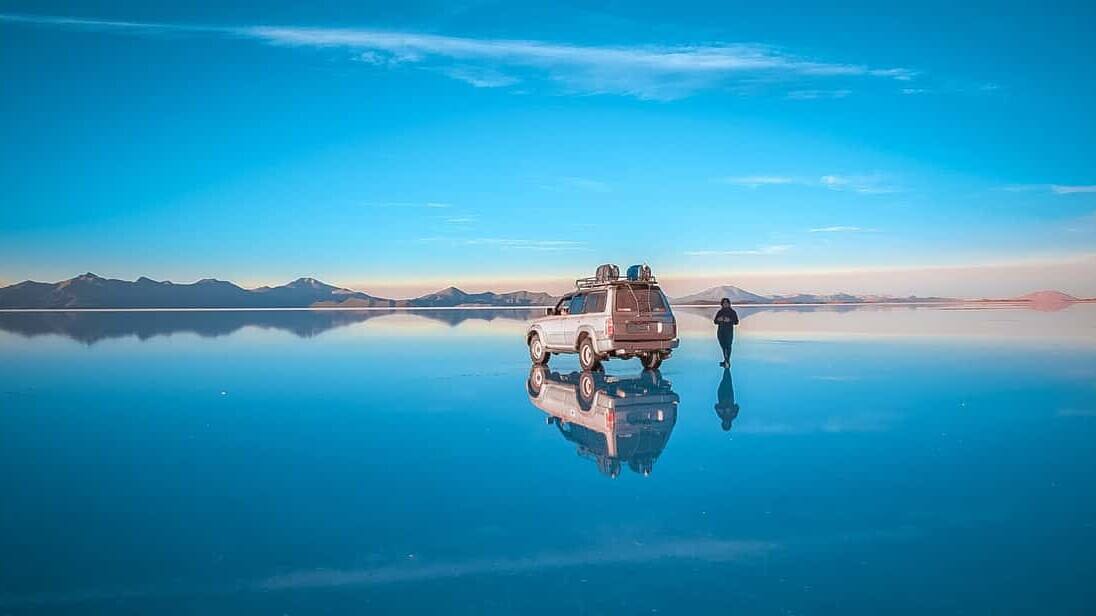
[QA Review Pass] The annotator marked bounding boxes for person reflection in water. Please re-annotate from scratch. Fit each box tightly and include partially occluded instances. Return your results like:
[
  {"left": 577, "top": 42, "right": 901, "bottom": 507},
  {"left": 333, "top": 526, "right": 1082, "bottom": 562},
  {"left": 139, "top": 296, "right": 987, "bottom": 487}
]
[
  {"left": 713, "top": 298, "right": 739, "bottom": 367},
  {"left": 714, "top": 366, "right": 740, "bottom": 432}
]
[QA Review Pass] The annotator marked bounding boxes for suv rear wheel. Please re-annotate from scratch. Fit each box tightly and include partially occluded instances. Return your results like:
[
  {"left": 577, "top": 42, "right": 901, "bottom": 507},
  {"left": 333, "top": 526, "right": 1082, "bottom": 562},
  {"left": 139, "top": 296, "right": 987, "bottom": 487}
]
[
  {"left": 641, "top": 352, "right": 663, "bottom": 370},
  {"left": 529, "top": 333, "right": 550, "bottom": 365},
  {"left": 578, "top": 336, "right": 601, "bottom": 371}
]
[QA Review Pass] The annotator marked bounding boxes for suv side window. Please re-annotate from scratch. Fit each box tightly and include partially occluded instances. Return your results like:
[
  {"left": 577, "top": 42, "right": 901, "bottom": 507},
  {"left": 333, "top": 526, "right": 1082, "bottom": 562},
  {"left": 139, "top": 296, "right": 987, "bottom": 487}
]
[
  {"left": 568, "top": 294, "right": 586, "bottom": 315},
  {"left": 583, "top": 291, "right": 607, "bottom": 314}
]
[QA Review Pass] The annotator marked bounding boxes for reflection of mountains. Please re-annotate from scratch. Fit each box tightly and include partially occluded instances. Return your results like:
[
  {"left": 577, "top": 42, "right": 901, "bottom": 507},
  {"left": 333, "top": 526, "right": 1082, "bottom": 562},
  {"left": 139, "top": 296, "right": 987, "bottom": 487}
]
[
  {"left": 678, "top": 304, "right": 865, "bottom": 322},
  {"left": 0, "top": 309, "right": 540, "bottom": 344}
]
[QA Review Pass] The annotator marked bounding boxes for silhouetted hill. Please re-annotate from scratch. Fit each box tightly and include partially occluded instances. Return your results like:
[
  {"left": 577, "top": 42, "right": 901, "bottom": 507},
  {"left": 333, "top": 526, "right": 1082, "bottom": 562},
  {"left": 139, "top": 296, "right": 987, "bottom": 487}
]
[
  {"left": 0, "top": 273, "right": 400, "bottom": 309},
  {"left": 0, "top": 274, "right": 556, "bottom": 309},
  {"left": 408, "top": 286, "right": 556, "bottom": 307},
  {"left": 3, "top": 274, "right": 1080, "bottom": 310}
]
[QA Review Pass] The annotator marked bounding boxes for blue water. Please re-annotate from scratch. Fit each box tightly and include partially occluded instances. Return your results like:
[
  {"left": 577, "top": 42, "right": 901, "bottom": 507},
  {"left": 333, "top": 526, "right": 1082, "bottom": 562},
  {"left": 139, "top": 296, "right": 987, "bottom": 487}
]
[{"left": 1, "top": 306, "right": 1095, "bottom": 614}]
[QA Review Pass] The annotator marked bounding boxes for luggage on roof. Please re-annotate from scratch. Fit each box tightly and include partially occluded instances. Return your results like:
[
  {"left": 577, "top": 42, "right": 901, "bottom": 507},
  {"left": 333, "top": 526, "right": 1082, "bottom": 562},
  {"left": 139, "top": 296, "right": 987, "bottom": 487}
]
[
  {"left": 595, "top": 264, "right": 620, "bottom": 282},
  {"left": 626, "top": 264, "right": 652, "bottom": 281}
]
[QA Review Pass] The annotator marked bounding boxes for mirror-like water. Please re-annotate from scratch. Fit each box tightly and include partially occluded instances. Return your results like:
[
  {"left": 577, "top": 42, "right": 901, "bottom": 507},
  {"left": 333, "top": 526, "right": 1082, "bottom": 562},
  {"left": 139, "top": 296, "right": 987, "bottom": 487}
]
[{"left": 2, "top": 305, "right": 1094, "bottom": 614}]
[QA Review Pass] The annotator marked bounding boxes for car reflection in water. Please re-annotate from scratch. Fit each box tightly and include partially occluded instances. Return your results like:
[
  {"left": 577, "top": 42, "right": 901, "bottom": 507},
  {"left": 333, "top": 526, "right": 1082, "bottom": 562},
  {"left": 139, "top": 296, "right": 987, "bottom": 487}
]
[{"left": 526, "top": 366, "right": 679, "bottom": 478}]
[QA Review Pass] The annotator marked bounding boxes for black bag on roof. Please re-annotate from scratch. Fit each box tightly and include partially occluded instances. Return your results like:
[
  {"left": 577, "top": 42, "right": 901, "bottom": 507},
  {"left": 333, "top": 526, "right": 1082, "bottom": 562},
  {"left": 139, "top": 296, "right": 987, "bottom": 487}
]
[{"left": 595, "top": 264, "right": 620, "bottom": 282}]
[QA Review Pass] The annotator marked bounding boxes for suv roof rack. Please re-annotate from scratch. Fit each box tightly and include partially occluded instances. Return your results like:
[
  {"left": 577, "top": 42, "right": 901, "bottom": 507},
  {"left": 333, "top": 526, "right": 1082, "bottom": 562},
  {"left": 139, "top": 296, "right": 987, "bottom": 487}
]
[{"left": 574, "top": 276, "right": 659, "bottom": 290}]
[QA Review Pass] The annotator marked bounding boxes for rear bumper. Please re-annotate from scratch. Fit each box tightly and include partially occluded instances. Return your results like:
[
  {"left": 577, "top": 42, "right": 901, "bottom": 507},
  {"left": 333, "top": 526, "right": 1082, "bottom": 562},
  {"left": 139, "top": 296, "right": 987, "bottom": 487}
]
[{"left": 600, "top": 338, "right": 679, "bottom": 353}]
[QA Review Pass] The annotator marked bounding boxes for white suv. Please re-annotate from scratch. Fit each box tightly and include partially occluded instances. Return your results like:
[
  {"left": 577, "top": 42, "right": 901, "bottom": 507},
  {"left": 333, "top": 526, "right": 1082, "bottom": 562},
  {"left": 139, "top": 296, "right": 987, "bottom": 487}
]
[{"left": 526, "top": 265, "right": 678, "bottom": 371}]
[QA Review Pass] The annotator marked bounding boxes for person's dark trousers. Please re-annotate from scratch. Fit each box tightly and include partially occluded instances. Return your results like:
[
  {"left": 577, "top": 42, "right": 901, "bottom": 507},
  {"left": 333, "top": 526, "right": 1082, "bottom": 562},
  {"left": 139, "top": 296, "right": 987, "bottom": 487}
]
[{"left": 718, "top": 330, "right": 733, "bottom": 363}]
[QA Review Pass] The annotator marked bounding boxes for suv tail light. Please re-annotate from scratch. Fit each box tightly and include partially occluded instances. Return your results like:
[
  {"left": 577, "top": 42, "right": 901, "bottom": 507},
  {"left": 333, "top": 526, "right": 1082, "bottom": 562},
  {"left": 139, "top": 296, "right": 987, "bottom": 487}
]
[{"left": 606, "top": 318, "right": 614, "bottom": 336}]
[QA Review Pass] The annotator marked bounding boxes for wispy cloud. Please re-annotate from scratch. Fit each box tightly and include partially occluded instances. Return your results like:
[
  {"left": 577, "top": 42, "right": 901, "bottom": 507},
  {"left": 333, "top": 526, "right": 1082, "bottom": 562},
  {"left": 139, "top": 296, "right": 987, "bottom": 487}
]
[
  {"left": 809, "top": 225, "right": 878, "bottom": 233},
  {"left": 819, "top": 174, "right": 897, "bottom": 194},
  {"left": 718, "top": 174, "right": 898, "bottom": 194},
  {"left": 1005, "top": 184, "right": 1096, "bottom": 195},
  {"left": 0, "top": 13, "right": 920, "bottom": 101},
  {"left": 685, "top": 244, "right": 792, "bottom": 256},
  {"left": 260, "top": 538, "right": 773, "bottom": 591},
  {"left": 717, "top": 175, "right": 796, "bottom": 188},
  {"left": 366, "top": 201, "right": 452, "bottom": 209},
  {"left": 420, "top": 237, "right": 587, "bottom": 251},
  {"left": 786, "top": 89, "right": 851, "bottom": 100},
  {"left": 443, "top": 216, "right": 477, "bottom": 225},
  {"left": 1051, "top": 185, "right": 1096, "bottom": 195},
  {"left": 440, "top": 66, "right": 521, "bottom": 88}
]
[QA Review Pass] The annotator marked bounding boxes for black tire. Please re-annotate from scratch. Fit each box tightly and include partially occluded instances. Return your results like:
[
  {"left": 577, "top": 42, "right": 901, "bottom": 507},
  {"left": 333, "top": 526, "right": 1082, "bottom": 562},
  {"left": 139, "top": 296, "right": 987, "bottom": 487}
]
[
  {"left": 578, "top": 371, "right": 596, "bottom": 410},
  {"left": 578, "top": 336, "right": 601, "bottom": 371},
  {"left": 641, "top": 352, "right": 663, "bottom": 370},
  {"left": 640, "top": 368, "right": 663, "bottom": 388},
  {"left": 527, "top": 365, "right": 547, "bottom": 396},
  {"left": 529, "top": 333, "right": 550, "bottom": 365}
]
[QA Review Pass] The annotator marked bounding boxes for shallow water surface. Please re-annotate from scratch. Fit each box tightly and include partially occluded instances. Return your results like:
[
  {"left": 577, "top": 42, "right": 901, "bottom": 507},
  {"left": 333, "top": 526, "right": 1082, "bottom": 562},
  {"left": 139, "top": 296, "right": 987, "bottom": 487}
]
[{"left": 1, "top": 305, "right": 1095, "bottom": 614}]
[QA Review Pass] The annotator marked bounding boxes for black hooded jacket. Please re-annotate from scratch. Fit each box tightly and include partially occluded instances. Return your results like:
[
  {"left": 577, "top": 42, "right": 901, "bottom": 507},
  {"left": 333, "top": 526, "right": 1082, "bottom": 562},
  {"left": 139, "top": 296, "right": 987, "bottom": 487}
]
[{"left": 714, "top": 306, "right": 739, "bottom": 335}]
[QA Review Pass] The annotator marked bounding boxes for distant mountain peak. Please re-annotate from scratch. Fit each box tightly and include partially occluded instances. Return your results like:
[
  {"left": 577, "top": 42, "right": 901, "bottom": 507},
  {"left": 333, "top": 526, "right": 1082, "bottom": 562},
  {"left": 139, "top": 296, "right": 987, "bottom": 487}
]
[
  {"left": 425, "top": 286, "right": 468, "bottom": 298},
  {"left": 674, "top": 285, "right": 769, "bottom": 305},
  {"left": 286, "top": 277, "right": 334, "bottom": 289}
]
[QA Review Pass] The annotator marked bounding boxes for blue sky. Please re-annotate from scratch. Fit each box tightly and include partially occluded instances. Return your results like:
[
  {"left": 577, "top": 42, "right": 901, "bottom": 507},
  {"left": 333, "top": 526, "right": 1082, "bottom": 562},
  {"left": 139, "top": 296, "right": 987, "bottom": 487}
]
[{"left": 1, "top": 2, "right": 1095, "bottom": 297}]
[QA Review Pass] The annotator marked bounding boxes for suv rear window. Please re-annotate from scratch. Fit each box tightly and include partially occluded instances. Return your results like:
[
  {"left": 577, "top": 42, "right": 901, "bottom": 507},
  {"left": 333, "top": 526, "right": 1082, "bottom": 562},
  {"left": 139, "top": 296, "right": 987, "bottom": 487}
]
[
  {"left": 614, "top": 285, "right": 669, "bottom": 313},
  {"left": 568, "top": 295, "right": 586, "bottom": 314}
]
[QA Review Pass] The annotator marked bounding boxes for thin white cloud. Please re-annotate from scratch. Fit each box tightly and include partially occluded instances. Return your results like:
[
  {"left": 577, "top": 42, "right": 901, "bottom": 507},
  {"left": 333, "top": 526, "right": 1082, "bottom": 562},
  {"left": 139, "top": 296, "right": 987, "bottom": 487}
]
[
  {"left": 420, "top": 237, "right": 587, "bottom": 251},
  {"left": 809, "top": 226, "right": 878, "bottom": 233},
  {"left": 901, "top": 87, "right": 929, "bottom": 95},
  {"left": 1004, "top": 184, "right": 1096, "bottom": 195},
  {"left": 366, "top": 201, "right": 453, "bottom": 209},
  {"left": 0, "top": 13, "right": 920, "bottom": 100},
  {"left": 441, "top": 66, "right": 521, "bottom": 88},
  {"left": 0, "top": 537, "right": 774, "bottom": 606},
  {"left": 1052, "top": 185, "right": 1096, "bottom": 195},
  {"left": 819, "top": 174, "right": 897, "bottom": 194},
  {"left": 719, "top": 174, "right": 898, "bottom": 194},
  {"left": 260, "top": 538, "right": 773, "bottom": 590},
  {"left": 686, "top": 244, "right": 792, "bottom": 256},
  {"left": 786, "top": 89, "right": 851, "bottom": 100},
  {"left": 718, "top": 176, "right": 796, "bottom": 188}
]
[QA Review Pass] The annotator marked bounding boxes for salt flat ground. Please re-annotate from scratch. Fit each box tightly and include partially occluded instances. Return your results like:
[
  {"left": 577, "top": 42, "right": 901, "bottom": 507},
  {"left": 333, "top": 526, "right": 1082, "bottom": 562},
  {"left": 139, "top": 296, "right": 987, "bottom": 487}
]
[{"left": 1, "top": 305, "right": 1094, "bottom": 614}]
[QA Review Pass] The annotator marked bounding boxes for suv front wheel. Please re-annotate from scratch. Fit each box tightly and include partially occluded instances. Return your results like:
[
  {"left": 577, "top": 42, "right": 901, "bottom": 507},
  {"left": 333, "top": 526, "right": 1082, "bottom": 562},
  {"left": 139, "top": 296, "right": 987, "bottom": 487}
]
[
  {"left": 529, "top": 333, "right": 550, "bottom": 365},
  {"left": 578, "top": 336, "right": 602, "bottom": 371}
]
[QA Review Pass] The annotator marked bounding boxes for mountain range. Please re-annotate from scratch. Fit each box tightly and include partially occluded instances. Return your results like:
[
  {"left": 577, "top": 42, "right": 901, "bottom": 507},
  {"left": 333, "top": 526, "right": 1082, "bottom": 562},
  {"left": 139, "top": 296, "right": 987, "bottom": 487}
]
[
  {"left": 0, "top": 274, "right": 554, "bottom": 309},
  {"left": 0, "top": 274, "right": 1088, "bottom": 309},
  {"left": 672, "top": 285, "right": 956, "bottom": 305}
]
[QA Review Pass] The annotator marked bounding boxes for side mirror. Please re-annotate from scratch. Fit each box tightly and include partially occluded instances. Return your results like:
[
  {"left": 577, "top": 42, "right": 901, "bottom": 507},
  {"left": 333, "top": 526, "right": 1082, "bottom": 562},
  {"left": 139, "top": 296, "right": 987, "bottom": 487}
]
[{"left": 545, "top": 307, "right": 555, "bottom": 316}]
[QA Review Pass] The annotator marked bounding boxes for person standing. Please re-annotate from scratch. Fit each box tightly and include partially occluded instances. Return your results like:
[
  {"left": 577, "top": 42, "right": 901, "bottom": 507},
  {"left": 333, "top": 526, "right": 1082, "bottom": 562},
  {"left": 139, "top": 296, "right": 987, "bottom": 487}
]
[{"left": 713, "top": 298, "right": 739, "bottom": 367}]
